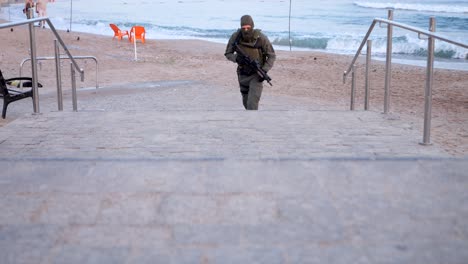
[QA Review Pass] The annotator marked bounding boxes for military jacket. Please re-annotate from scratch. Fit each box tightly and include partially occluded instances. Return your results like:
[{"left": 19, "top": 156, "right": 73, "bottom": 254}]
[{"left": 225, "top": 29, "right": 276, "bottom": 74}]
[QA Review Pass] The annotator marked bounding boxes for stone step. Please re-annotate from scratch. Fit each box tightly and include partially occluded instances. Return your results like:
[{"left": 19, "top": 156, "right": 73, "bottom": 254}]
[{"left": 0, "top": 109, "right": 449, "bottom": 160}]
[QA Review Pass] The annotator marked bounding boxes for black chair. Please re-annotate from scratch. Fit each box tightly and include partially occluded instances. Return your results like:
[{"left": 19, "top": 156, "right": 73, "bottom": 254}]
[{"left": 0, "top": 70, "right": 38, "bottom": 119}]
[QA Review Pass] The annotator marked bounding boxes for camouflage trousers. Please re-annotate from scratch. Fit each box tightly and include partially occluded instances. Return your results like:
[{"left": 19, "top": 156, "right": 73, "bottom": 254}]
[{"left": 237, "top": 73, "right": 264, "bottom": 110}]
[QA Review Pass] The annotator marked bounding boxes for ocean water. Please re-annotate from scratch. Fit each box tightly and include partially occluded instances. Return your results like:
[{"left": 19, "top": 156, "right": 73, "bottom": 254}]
[{"left": 2, "top": 0, "right": 468, "bottom": 70}]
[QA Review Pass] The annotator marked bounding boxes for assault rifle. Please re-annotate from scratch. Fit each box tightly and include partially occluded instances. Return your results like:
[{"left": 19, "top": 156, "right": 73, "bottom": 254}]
[{"left": 234, "top": 44, "right": 273, "bottom": 86}]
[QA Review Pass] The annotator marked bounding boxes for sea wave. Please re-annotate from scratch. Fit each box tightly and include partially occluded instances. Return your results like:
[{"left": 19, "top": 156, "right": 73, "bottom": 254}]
[
  {"left": 272, "top": 34, "right": 467, "bottom": 59},
  {"left": 2, "top": 2, "right": 466, "bottom": 61},
  {"left": 11, "top": 9, "right": 467, "bottom": 60},
  {"left": 354, "top": 1, "right": 468, "bottom": 13}
]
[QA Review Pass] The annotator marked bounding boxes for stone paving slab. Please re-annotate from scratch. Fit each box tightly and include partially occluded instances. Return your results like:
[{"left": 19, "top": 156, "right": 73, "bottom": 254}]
[{"left": 0, "top": 159, "right": 467, "bottom": 264}]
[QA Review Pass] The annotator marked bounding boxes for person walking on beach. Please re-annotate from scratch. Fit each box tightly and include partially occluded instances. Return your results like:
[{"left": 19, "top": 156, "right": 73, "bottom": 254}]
[
  {"left": 35, "top": 0, "right": 48, "bottom": 28},
  {"left": 23, "top": 0, "right": 34, "bottom": 19},
  {"left": 225, "top": 15, "right": 276, "bottom": 110}
]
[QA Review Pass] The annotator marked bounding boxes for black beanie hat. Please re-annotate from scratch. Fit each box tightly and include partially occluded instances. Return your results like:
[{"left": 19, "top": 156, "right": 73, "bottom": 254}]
[{"left": 240, "top": 15, "right": 254, "bottom": 28}]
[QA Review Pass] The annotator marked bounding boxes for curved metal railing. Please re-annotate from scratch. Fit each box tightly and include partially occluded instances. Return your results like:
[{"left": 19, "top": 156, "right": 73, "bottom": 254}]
[
  {"left": 20, "top": 56, "right": 99, "bottom": 89},
  {"left": 343, "top": 10, "right": 468, "bottom": 145}
]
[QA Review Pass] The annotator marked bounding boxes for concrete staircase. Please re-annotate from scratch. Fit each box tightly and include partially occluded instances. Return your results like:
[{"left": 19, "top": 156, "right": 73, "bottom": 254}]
[{"left": 0, "top": 81, "right": 467, "bottom": 263}]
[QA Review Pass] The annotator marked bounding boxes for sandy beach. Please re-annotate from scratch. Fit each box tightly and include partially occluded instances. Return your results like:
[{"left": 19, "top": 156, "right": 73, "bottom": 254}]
[{"left": 1, "top": 22, "right": 467, "bottom": 156}]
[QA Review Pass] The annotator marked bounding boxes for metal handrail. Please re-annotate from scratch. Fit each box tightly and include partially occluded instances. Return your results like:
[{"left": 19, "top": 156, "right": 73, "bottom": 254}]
[
  {"left": 19, "top": 56, "right": 99, "bottom": 89},
  {"left": 342, "top": 11, "right": 468, "bottom": 145},
  {"left": 0, "top": 16, "right": 84, "bottom": 112},
  {"left": 343, "top": 18, "right": 468, "bottom": 81}
]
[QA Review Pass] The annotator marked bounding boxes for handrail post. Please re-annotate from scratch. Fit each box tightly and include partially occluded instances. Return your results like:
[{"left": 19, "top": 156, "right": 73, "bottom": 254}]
[
  {"left": 71, "top": 63, "right": 77, "bottom": 111},
  {"left": 54, "top": 40, "right": 63, "bottom": 111},
  {"left": 420, "top": 17, "right": 436, "bottom": 145},
  {"left": 384, "top": 9, "right": 393, "bottom": 114},
  {"left": 46, "top": 19, "right": 84, "bottom": 81},
  {"left": 365, "top": 40, "right": 372, "bottom": 110},
  {"left": 338, "top": 13, "right": 468, "bottom": 145},
  {"left": 28, "top": 10, "right": 40, "bottom": 114},
  {"left": 95, "top": 59, "right": 99, "bottom": 89},
  {"left": 350, "top": 65, "right": 356, "bottom": 110}
]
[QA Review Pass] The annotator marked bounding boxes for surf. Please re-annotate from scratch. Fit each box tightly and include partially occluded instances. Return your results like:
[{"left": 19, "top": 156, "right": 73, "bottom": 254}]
[{"left": 353, "top": 1, "right": 468, "bottom": 13}]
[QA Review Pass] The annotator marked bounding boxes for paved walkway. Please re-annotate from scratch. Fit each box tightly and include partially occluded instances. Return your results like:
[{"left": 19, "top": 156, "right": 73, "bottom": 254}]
[{"left": 0, "top": 81, "right": 467, "bottom": 264}]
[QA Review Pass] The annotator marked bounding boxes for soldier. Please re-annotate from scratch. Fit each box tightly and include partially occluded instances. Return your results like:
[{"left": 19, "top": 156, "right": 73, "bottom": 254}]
[{"left": 225, "top": 15, "right": 276, "bottom": 110}]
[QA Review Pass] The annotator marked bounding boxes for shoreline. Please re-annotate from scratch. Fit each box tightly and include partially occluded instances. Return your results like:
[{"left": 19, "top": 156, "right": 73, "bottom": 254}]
[
  {"left": 1, "top": 20, "right": 467, "bottom": 156},
  {"left": 1, "top": 8, "right": 467, "bottom": 71}
]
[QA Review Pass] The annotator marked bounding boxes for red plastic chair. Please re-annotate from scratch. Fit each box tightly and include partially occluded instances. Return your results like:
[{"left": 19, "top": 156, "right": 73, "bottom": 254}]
[
  {"left": 129, "top": 26, "right": 146, "bottom": 44},
  {"left": 109, "top": 24, "right": 129, "bottom": 41}
]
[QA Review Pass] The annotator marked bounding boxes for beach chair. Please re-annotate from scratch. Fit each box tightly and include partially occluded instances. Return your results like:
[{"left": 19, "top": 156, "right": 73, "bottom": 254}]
[
  {"left": 109, "top": 24, "right": 129, "bottom": 41},
  {"left": 129, "top": 26, "right": 146, "bottom": 44},
  {"left": 0, "top": 70, "right": 37, "bottom": 119}
]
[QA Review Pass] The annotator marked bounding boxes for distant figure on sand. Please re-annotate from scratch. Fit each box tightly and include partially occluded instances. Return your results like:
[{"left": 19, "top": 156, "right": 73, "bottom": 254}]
[
  {"left": 23, "top": 0, "right": 34, "bottom": 19},
  {"left": 35, "top": 0, "right": 48, "bottom": 28},
  {"left": 224, "top": 15, "right": 276, "bottom": 110}
]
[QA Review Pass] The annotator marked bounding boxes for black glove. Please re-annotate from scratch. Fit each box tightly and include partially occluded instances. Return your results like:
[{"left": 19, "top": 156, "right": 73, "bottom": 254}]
[
  {"left": 235, "top": 55, "right": 242, "bottom": 64},
  {"left": 259, "top": 68, "right": 268, "bottom": 82}
]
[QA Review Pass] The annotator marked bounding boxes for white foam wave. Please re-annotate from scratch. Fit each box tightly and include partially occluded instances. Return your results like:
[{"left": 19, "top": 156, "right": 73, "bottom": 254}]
[
  {"left": 354, "top": 1, "right": 468, "bottom": 13},
  {"left": 325, "top": 34, "right": 467, "bottom": 59}
]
